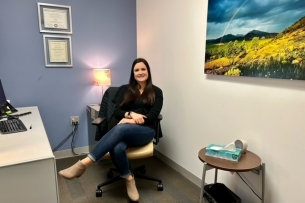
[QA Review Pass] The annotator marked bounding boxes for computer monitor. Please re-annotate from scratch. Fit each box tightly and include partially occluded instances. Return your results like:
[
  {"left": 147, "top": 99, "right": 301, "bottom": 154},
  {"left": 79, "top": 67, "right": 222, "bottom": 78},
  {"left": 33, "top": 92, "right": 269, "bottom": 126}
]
[
  {"left": 0, "top": 80, "right": 7, "bottom": 106},
  {"left": 0, "top": 79, "right": 17, "bottom": 115}
]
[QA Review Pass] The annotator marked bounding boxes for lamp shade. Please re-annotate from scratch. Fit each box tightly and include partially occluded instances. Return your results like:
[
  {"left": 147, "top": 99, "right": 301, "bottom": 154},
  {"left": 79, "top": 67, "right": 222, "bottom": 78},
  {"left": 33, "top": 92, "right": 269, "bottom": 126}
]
[{"left": 93, "top": 69, "right": 111, "bottom": 86}]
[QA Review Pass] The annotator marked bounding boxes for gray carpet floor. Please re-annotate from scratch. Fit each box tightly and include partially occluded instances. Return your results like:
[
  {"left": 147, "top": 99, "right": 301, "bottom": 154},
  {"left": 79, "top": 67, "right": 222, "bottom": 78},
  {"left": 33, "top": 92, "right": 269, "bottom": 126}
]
[{"left": 56, "top": 155, "right": 200, "bottom": 203}]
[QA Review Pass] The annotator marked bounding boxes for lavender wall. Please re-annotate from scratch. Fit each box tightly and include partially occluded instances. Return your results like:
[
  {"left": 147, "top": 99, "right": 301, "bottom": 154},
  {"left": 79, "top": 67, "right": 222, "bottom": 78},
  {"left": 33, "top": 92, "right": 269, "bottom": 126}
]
[{"left": 0, "top": 0, "right": 136, "bottom": 150}]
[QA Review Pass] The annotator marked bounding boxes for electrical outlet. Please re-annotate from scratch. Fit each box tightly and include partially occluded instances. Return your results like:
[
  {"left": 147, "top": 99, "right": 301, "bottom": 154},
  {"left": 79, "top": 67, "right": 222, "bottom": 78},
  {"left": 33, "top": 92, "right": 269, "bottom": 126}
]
[{"left": 70, "top": 116, "right": 79, "bottom": 125}]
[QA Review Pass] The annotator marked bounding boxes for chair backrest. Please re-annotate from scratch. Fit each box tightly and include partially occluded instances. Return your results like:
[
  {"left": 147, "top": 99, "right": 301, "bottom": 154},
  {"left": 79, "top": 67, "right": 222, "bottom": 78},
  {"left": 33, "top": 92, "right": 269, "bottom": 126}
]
[
  {"left": 95, "top": 87, "right": 119, "bottom": 141},
  {"left": 94, "top": 86, "right": 163, "bottom": 143}
]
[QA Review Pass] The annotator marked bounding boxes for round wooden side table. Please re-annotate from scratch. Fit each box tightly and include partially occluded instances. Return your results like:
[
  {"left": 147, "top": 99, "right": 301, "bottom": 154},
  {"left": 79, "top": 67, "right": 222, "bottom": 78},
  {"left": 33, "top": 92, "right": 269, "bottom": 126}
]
[{"left": 198, "top": 148, "right": 265, "bottom": 203}]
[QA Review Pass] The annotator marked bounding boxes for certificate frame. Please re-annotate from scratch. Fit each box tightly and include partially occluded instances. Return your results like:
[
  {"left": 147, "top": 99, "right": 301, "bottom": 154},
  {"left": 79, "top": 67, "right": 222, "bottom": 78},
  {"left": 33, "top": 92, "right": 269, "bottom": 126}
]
[
  {"left": 37, "top": 3, "right": 72, "bottom": 34},
  {"left": 43, "top": 35, "right": 73, "bottom": 67}
]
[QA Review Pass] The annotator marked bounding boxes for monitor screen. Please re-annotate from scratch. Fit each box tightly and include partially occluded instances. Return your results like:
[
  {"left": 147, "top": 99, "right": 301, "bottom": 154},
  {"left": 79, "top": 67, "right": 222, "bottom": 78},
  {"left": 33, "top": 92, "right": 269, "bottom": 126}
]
[{"left": 0, "top": 80, "right": 7, "bottom": 106}]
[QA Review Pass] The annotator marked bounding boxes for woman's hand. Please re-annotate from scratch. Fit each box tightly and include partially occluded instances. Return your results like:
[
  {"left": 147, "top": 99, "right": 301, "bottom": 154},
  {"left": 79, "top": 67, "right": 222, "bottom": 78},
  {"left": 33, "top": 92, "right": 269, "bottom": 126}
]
[
  {"left": 130, "top": 112, "right": 147, "bottom": 124},
  {"left": 118, "top": 118, "right": 136, "bottom": 124}
]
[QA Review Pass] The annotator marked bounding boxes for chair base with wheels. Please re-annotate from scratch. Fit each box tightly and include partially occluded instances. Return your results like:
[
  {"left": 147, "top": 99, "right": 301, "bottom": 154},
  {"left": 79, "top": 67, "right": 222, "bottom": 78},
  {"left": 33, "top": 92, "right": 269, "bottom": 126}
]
[{"left": 95, "top": 141, "right": 163, "bottom": 197}]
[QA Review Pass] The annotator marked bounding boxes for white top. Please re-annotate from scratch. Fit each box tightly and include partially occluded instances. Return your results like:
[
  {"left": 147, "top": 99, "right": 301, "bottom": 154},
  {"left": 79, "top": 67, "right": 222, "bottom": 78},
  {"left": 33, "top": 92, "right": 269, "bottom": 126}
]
[{"left": 0, "top": 106, "right": 54, "bottom": 167}]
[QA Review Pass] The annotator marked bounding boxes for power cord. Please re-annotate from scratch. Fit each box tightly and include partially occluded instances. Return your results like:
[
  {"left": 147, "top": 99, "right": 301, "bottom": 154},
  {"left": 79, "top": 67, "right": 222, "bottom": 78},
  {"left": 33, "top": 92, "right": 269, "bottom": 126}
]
[
  {"left": 52, "top": 122, "right": 85, "bottom": 156},
  {"left": 70, "top": 123, "right": 88, "bottom": 156},
  {"left": 52, "top": 125, "right": 77, "bottom": 152},
  {"left": 52, "top": 122, "right": 87, "bottom": 156},
  {"left": 71, "top": 124, "right": 80, "bottom": 155},
  {"left": 236, "top": 172, "right": 262, "bottom": 200}
]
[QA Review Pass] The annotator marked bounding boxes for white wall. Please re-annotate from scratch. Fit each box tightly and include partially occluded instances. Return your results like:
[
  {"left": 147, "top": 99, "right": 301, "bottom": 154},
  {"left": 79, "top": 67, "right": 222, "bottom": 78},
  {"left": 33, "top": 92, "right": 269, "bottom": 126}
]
[{"left": 137, "top": 1, "right": 305, "bottom": 202}]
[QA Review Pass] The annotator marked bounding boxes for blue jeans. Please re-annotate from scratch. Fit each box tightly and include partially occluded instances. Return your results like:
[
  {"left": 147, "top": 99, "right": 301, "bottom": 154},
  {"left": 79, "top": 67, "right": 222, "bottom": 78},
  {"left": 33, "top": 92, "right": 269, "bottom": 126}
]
[{"left": 88, "top": 124, "right": 155, "bottom": 178}]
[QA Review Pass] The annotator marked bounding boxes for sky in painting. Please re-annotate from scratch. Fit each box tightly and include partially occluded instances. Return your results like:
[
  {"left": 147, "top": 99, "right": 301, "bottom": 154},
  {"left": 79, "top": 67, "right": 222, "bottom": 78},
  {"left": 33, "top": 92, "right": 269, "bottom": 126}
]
[{"left": 206, "top": 0, "right": 305, "bottom": 39}]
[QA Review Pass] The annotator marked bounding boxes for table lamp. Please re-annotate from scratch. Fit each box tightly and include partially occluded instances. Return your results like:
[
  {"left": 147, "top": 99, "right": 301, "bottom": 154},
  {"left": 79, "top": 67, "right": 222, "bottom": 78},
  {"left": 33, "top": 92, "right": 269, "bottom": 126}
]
[{"left": 93, "top": 69, "right": 111, "bottom": 96}]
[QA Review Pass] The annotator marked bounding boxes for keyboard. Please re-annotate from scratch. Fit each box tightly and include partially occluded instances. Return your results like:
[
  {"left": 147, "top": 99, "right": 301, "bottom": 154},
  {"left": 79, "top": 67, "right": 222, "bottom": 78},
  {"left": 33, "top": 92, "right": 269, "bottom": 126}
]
[{"left": 0, "top": 118, "right": 27, "bottom": 134}]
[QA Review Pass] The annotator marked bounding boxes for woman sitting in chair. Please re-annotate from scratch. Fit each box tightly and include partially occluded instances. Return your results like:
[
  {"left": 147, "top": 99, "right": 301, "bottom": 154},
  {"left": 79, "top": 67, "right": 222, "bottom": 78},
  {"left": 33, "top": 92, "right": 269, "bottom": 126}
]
[{"left": 59, "top": 58, "right": 163, "bottom": 201}]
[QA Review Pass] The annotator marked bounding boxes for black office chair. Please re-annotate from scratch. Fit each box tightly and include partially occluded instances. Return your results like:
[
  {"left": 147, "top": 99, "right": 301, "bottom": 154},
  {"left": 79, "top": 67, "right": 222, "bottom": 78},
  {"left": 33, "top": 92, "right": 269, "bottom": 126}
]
[{"left": 92, "top": 87, "right": 164, "bottom": 197}]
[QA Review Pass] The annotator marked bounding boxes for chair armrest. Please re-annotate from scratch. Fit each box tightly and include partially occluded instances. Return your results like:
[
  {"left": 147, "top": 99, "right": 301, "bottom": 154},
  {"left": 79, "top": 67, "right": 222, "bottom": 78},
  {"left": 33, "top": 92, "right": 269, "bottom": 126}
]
[
  {"left": 92, "top": 117, "right": 107, "bottom": 141},
  {"left": 157, "top": 114, "right": 163, "bottom": 120},
  {"left": 154, "top": 114, "right": 163, "bottom": 145},
  {"left": 91, "top": 117, "right": 106, "bottom": 125}
]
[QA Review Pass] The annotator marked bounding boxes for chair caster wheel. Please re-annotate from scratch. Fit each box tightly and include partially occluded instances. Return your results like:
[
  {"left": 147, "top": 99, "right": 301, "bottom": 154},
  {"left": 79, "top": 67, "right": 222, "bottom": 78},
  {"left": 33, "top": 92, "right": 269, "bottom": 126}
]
[
  {"left": 157, "top": 183, "right": 163, "bottom": 191},
  {"left": 96, "top": 189, "right": 102, "bottom": 197},
  {"left": 107, "top": 171, "right": 113, "bottom": 179},
  {"left": 139, "top": 169, "right": 146, "bottom": 174}
]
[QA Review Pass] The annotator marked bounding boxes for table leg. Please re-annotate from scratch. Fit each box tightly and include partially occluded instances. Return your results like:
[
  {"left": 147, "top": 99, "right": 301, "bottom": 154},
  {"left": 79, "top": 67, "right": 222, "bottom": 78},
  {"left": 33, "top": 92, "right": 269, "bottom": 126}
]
[
  {"left": 199, "top": 163, "right": 213, "bottom": 203},
  {"left": 199, "top": 163, "right": 207, "bottom": 203},
  {"left": 261, "top": 163, "right": 265, "bottom": 203},
  {"left": 214, "top": 169, "right": 218, "bottom": 183}
]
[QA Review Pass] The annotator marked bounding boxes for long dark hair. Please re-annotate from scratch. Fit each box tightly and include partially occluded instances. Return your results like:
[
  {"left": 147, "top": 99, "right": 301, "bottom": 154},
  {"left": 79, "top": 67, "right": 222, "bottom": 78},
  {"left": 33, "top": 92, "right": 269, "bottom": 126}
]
[{"left": 120, "top": 58, "right": 155, "bottom": 106}]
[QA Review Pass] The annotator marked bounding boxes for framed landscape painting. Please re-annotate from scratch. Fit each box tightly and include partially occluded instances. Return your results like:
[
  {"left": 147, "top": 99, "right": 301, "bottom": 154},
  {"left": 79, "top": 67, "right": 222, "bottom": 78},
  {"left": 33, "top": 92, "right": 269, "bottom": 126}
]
[{"left": 205, "top": 0, "right": 305, "bottom": 80}]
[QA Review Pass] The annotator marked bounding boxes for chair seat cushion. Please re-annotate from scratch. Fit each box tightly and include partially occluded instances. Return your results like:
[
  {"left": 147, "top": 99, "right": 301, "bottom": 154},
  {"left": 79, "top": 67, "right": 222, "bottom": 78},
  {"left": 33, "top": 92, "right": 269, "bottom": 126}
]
[{"left": 103, "top": 141, "right": 154, "bottom": 160}]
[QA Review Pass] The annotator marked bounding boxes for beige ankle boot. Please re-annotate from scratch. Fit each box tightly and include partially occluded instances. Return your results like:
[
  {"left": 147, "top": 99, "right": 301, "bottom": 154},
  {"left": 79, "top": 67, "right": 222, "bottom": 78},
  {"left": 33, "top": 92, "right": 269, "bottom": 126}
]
[
  {"left": 126, "top": 175, "right": 139, "bottom": 201},
  {"left": 58, "top": 160, "right": 86, "bottom": 180}
]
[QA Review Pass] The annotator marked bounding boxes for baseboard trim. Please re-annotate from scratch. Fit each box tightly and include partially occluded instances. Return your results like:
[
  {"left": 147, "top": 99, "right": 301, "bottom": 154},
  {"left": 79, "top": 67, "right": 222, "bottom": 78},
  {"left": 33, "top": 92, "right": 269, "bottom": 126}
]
[{"left": 154, "top": 150, "right": 201, "bottom": 187}]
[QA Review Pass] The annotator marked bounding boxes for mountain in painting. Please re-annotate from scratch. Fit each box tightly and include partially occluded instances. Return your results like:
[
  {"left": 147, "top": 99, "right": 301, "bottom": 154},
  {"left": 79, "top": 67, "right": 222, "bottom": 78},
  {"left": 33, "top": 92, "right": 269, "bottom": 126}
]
[
  {"left": 206, "top": 29, "right": 278, "bottom": 44},
  {"left": 244, "top": 30, "right": 278, "bottom": 40}
]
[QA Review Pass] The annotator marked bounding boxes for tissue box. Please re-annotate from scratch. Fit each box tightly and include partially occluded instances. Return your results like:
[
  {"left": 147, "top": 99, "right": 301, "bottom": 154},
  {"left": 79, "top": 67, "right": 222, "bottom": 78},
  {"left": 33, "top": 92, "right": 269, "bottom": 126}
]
[{"left": 205, "top": 144, "right": 242, "bottom": 162}]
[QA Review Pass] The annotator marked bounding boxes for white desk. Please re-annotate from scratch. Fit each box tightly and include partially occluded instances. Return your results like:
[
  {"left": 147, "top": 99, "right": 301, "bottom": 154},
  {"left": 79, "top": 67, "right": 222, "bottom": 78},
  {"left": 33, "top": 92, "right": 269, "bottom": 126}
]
[{"left": 0, "top": 106, "right": 59, "bottom": 203}]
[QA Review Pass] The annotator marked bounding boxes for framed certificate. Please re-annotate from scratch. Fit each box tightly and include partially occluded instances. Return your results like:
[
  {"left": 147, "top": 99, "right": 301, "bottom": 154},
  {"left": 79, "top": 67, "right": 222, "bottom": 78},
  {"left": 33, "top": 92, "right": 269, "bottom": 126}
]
[
  {"left": 43, "top": 35, "right": 73, "bottom": 67},
  {"left": 38, "top": 3, "right": 72, "bottom": 34}
]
